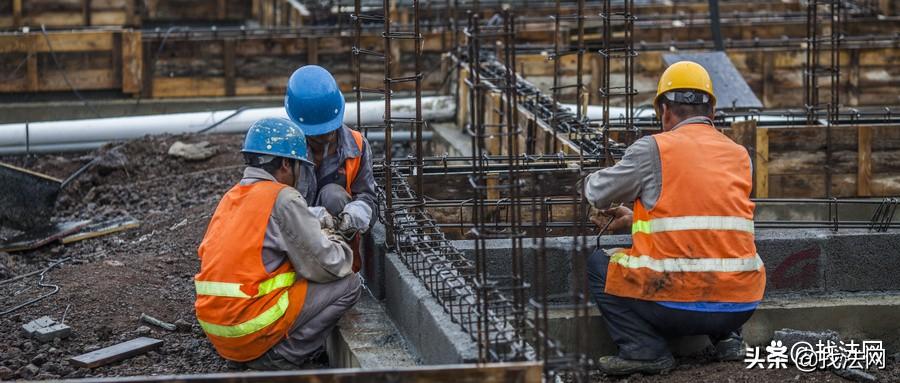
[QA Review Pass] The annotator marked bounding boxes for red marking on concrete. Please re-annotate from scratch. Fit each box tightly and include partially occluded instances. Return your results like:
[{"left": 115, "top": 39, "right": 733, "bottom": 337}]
[{"left": 771, "top": 246, "right": 820, "bottom": 290}]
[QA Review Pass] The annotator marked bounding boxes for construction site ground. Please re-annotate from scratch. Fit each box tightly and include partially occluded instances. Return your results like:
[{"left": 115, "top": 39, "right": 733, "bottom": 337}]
[{"left": 0, "top": 133, "right": 897, "bottom": 382}]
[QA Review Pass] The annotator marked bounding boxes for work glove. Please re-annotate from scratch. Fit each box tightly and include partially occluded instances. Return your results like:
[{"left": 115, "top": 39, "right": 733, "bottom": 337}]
[
  {"left": 308, "top": 206, "right": 335, "bottom": 229},
  {"left": 336, "top": 200, "right": 372, "bottom": 239}
]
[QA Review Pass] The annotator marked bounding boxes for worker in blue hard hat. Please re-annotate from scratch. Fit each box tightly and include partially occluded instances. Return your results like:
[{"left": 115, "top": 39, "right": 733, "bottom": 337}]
[
  {"left": 285, "top": 65, "right": 376, "bottom": 274},
  {"left": 195, "top": 117, "right": 360, "bottom": 370}
]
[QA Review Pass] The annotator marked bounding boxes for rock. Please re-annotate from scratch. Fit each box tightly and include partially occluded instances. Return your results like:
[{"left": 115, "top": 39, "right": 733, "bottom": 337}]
[
  {"left": 0, "top": 366, "right": 13, "bottom": 380},
  {"left": 174, "top": 319, "right": 192, "bottom": 333},
  {"left": 5, "top": 358, "right": 25, "bottom": 369},
  {"left": 168, "top": 141, "right": 217, "bottom": 161},
  {"left": 833, "top": 368, "right": 877, "bottom": 382},
  {"left": 96, "top": 325, "right": 113, "bottom": 341},
  {"left": 0, "top": 347, "right": 22, "bottom": 361},
  {"left": 42, "top": 361, "right": 61, "bottom": 374},
  {"left": 134, "top": 325, "right": 152, "bottom": 337},
  {"left": 772, "top": 328, "right": 841, "bottom": 350},
  {"left": 16, "top": 363, "right": 39, "bottom": 379},
  {"left": 30, "top": 353, "right": 47, "bottom": 366},
  {"left": 103, "top": 259, "right": 125, "bottom": 267},
  {"left": 34, "top": 373, "right": 60, "bottom": 380}
]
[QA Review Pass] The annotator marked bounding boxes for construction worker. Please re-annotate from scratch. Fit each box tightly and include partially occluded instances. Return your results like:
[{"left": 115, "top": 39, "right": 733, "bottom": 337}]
[
  {"left": 194, "top": 117, "right": 360, "bottom": 370},
  {"left": 583, "top": 61, "right": 766, "bottom": 375},
  {"left": 285, "top": 65, "right": 376, "bottom": 273}
]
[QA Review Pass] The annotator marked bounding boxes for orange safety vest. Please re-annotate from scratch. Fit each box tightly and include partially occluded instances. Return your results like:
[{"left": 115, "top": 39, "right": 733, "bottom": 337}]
[
  {"left": 344, "top": 129, "right": 365, "bottom": 273},
  {"left": 194, "top": 181, "right": 309, "bottom": 361},
  {"left": 605, "top": 123, "right": 766, "bottom": 303}
]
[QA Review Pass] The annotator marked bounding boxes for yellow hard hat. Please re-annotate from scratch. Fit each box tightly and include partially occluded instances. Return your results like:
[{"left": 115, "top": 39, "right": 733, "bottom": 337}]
[{"left": 653, "top": 61, "right": 716, "bottom": 115}]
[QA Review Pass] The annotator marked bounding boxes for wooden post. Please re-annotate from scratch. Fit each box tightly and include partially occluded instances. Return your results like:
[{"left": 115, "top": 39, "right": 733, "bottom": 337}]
[
  {"left": 456, "top": 67, "right": 469, "bottom": 130},
  {"left": 755, "top": 127, "right": 769, "bottom": 198},
  {"left": 124, "top": 0, "right": 137, "bottom": 27},
  {"left": 223, "top": 39, "right": 236, "bottom": 96},
  {"left": 141, "top": 40, "right": 154, "bottom": 98},
  {"left": 13, "top": 0, "right": 22, "bottom": 29},
  {"left": 590, "top": 55, "right": 601, "bottom": 105},
  {"left": 858, "top": 126, "right": 872, "bottom": 196},
  {"left": 83, "top": 0, "right": 93, "bottom": 26},
  {"left": 848, "top": 50, "right": 860, "bottom": 106},
  {"left": 217, "top": 0, "right": 227, "bottom": 20},
  {"left": 761, "top": 52, "right": 774, "bottom": 108},
  {"left": 122, "top": 31, "right": 143, "bottom": 94},
  {"left": 27, "top": 35, "right": 38, "bottom": 92},
  {"left": 306, "top": 37, "right": 319, "bottom": 65}
]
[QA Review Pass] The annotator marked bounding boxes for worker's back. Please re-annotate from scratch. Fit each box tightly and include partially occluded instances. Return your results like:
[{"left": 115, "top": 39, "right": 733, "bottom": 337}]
[{"left": 605, "top": 122, "right": 765, "bottom": 303}]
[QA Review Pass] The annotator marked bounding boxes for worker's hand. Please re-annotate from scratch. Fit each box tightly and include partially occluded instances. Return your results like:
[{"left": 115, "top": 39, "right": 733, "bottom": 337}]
[
  {"left": 308, "top": 206, "right": 334, "bottom": 229},
  {"left": 590, "top": 205, "right": 633, "bottom": 233},
  {"left": 337, "top": 201, "right": 372, "bottom": 237}
]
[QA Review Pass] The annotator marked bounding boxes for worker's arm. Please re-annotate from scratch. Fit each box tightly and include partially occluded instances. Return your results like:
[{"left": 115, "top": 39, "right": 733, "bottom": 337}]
[
  {"left": 344, "top": 136, "right": 377, "bottom": 230},
  {"left": 582, "top": 136, "right": 659, "bottom": 210},
  {"left": 272, "top": 187, "right": 354, "bottom": 283}
]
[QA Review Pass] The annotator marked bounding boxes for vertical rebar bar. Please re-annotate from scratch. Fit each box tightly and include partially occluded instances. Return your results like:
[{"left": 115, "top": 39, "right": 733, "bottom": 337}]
[{"left": 384, "top": 0, "right": 395, "bottom": 241}]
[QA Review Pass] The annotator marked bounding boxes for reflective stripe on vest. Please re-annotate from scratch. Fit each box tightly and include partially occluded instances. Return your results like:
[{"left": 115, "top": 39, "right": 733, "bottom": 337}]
[
  {"left": 610, "top": 252, "right": 764, "bottom": 273},
  {"left": 197, "top": 290, "right": 290, "bottom": 338},
  {"left": 195, "top": 272, "right": 295, "bottom": 298},
  {"left": 631, "top": 216, "right": 754, "bottom": 235}
]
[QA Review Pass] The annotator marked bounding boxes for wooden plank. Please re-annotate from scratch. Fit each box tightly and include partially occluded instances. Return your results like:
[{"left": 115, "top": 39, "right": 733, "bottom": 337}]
[
  {"left": 69, "top": 361, "right": 542, "bottom": 383},
  {"left": 122, "top": 31, "right": 143, "bottom": 94},
  {"left": 31, "top": 31, "right": 115, "bottom": 52},
  {"left": 69, "top": 337, "right": 162, "bottom": 369},
  {"left": 755, "top": 127, "right": 769, "bottom": 198},
  {"left": 858, "top": 126, "right": 872, "bottom": 196},
  {"left": 39, "top": 69, "right": 117, "bottom": 91},
  {"left": 153, "top": 77, "right": 225, "bottom": 98}
]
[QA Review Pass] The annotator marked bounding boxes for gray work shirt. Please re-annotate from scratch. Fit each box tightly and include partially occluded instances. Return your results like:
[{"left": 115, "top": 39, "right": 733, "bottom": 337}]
[
  {"left": 583, "top": 116, "right": 719, "bottom": 210},
  {"left": 240, "top": 167, "right": 354, "bottom": 283},
  {"left": 299, "top": 125, "right": 378, "bottom": 227}
]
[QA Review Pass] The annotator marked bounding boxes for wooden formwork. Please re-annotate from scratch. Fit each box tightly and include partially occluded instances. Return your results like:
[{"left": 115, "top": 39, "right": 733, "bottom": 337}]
[
  {"left": 142, "top": 0, "right": 252, "bottom": 23},
  {"left": 728, "top": 120, "right": 900, "bottom": 198},
  {"left": 0, "top": 0, "right": 138, "bottom": 29},
  {"left": 0, "top": 29, "right": 141, "bottom": 94},
  {"left": 517, "top": 42, "right": 900, "bottom": 109},
  {"left": 141, "top": 30, "right": 453, "bottom": 99}
]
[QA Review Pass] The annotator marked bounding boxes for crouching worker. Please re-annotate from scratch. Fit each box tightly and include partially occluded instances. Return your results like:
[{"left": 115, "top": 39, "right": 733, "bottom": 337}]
[
  {"left": 582, "top": 61, "right": 765, "bottom": 375},
  {"left": 285, "top": 65, "right": 376, "bottom": 273},
  {"left": 194, "top": 117, "right": 360, "bottom": 370}
]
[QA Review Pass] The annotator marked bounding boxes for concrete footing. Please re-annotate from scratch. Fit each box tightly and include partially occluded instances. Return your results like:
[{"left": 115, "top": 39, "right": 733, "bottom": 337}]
[
  {"left": 451, "top": 229, "right": 900, "bottom": 297},
  {"left": 548, "top": 291, "right": 900, "bottom": 358}
]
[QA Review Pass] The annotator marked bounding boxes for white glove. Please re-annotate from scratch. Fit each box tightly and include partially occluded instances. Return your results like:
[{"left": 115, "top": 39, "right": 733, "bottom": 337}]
[
  {"left": 337, "top": 200, "right": 372, "bottom": 235},
  {"left": 308, "top": 206, "right": 334, "bottom": 229}
]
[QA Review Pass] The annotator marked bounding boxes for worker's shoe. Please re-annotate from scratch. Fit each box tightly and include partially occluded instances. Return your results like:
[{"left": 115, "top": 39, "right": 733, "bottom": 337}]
[
  {"left": 713, "top": 334, "right": 748, "bottom": 362},
  {"left": 245, "top": 347, "right": 328, "bottom": 370},
  {"left": 596, "top": 355, "right": 675, "bottom": 376}
]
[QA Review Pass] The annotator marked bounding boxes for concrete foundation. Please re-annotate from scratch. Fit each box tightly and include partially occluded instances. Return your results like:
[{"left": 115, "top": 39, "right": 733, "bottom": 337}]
[
  {"left": 549, "top": 292, "right": 900, "bottom": 358},
  {"left": 450, "top": 229, "right": 900, "bottom": 297}
]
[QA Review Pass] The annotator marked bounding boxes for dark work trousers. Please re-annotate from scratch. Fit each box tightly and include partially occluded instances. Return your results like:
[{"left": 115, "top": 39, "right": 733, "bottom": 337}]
[{"left": 586, "top": 249, "right": 755, "bottom": 361}]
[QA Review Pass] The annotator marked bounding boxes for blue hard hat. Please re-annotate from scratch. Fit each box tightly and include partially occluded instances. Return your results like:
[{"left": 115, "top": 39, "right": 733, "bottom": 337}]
[
  {"left": 285, "top": 65, "right": 345, "bottom": 136},
  {"left": 241, "top": 117, "right": 313, "bottom": 165}
]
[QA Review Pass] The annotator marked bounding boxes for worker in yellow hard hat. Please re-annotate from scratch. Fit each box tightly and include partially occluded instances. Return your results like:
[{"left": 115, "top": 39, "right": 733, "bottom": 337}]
[{"left": 582, "top": 61, "right": 765, "bottom": 375}]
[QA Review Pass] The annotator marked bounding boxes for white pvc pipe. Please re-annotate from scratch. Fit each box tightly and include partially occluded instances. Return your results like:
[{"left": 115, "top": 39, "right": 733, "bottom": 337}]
[{"left": 0, "top": 96, "right": 455, "bottom": 154}]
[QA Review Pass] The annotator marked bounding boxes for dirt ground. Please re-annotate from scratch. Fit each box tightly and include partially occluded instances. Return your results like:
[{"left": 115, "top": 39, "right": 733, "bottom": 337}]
[{"left": 0, "top": 133, "right": 897, "bottom": 381}]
